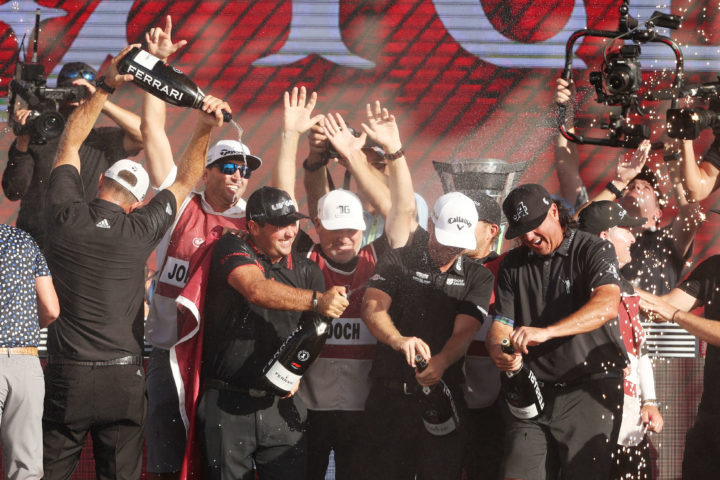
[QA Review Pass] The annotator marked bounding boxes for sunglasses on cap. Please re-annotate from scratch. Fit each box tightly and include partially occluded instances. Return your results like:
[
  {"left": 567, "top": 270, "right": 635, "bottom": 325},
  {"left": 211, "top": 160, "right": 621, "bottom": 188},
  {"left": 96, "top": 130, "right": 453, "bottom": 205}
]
[
  {"left": 215, "top": 162, "right": 251, "bottom": 179},
  {"left": 61, "top": 70, "right": 97, "bottom": 82}
]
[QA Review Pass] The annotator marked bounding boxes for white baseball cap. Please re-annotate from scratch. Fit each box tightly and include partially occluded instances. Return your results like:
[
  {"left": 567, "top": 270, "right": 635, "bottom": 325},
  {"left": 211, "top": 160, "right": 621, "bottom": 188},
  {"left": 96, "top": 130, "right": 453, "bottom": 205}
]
[
  {"left": 104, "top": 159, "right": 150, "bottom": 202},
  {"left": 432, "top": 192, "right": 478, "bottom": 249},
  {"left": 206, "top": 139, "right": 262, "bottom": 171},
  {"left": 317, "top": 189, "right": 366, "bottom": 231}
]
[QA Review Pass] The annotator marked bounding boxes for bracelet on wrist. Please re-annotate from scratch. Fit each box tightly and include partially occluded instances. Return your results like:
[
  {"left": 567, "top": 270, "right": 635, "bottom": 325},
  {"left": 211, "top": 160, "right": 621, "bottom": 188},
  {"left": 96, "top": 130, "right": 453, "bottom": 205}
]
[
  {"left": 606, "top": 181, "right": 625, "bottom": 198},
  {"left": 302, "top": 157, "right": 329, "bottom": 172},
  {"left": 383, "top": 147, "right": 405, "bottom": 161},
  {"left": 671, "top": 309, "right": 681, "bottom": 323},
  {"left": 312, "top": 291, "right": 319, "bottom": 312},
  {"left": 642, "top": 399, "right": 660, "bottom": 407},
  {"left": 96, "top": 76, "right": 116, "bottom": 94}
]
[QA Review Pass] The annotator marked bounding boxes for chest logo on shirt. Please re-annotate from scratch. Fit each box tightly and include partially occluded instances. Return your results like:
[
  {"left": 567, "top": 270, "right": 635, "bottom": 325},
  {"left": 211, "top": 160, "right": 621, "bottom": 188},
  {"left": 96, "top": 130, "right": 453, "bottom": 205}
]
[
  {"left": 560, "top": 277, "right": 572, "bottom": 294},
  {"left": 161, "top": 257, "right": 190, "bottom": 288},
  {"left": 95, "top": 218, "right": 111, "bottom": 229},
  {"left": 413, "top": 271, "right": 431, "bottom": 285},
  {"left": 446, "top": 277, "right": 465, "bottom": 286},
  {"left": 192, "top": 237, "right": 205, "bottom": 247}
]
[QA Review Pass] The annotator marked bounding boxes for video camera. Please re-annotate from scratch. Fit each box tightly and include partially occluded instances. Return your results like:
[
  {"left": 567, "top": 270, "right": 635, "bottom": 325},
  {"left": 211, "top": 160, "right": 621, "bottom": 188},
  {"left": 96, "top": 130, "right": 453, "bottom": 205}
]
[
  {"left": 559, "top": 0, "right": 683, "bottom": 149},
  {"left": 8, "top": 10, "right": 86, "bottom": 144},
  {"left": 664, "top": 81, "right": 720, "bottom": 139}
]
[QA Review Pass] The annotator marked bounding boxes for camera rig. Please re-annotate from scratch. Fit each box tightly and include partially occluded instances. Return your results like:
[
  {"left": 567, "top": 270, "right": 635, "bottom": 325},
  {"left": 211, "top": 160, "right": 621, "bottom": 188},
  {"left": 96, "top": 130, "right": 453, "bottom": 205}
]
[
  {"left": 559, "top": 0, "right": 683, "bottom": 149},
  {"left": 8, "top": 9, "right": 86, "bottom": 144}
]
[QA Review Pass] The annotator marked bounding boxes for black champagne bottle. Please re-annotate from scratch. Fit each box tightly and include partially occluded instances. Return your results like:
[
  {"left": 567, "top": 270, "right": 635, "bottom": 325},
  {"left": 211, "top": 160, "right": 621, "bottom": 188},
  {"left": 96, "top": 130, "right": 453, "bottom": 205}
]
[
  {"left": 500, "top": 338, "right": 545, "bottom": 419},
  {"left": 262, "top": 311, "right": 332, "bottom": 396},
  {"left": 117, "top": 47, "right": 231, "bottom": 122},
  {"left": 415, "top": 354, "right": 460, "bottom": 435}
]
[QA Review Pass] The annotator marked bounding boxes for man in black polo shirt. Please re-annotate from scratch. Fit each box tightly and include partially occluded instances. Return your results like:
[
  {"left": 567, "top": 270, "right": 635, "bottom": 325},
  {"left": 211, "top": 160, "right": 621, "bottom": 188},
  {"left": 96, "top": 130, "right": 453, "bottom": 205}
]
[
  {"left": 197, "top": 186, "right": 349, "bottom": 480},
  {"left": 360, "top": 191, "right": 494, "bottom": 480},
  {"left": 41, "top": 44, "right": 230, "bottom": 480},
  {"left": 487, "top": 184, "right": 628, "bottom": 480}
]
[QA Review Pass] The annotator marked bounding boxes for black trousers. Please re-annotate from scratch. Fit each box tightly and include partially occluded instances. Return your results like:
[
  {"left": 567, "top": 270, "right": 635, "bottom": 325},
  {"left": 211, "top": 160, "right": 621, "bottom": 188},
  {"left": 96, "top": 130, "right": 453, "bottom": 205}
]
[
  {"left": 356, "top": 381, "right": 468, "bottom": 480},
  {"left": 42, "top": 362, "right": 146, "bottom": 480},
  {"left": 197, "top": 387, "right": 307, "bottom": 480},
  {"left": 463, "top": 399, "right": 505, "bottom": 480},
  {"left": 306, "top": 410, "right": 364, "bottom": 480},
  {"left": 683, "top": 411, "right": 720, "bottom": 479}
]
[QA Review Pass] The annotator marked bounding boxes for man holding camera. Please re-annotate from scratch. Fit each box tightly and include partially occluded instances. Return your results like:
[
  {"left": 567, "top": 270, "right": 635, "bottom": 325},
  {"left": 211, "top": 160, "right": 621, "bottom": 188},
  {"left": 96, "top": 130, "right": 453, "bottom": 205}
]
[{"left": 3, "top": 61, "right": 143, "bottom": 250}]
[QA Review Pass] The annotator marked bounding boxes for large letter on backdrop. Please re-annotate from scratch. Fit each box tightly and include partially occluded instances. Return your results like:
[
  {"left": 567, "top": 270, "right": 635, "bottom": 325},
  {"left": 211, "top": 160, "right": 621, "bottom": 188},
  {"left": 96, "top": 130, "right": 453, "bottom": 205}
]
[{"left": 253, "top": 0, "right": 374, "bottom": 69}]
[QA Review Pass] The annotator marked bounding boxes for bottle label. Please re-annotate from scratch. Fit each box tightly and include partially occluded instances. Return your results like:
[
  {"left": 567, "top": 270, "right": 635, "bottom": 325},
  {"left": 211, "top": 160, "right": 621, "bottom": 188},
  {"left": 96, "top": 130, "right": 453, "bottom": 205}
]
[
  {"left": 264, "top": 361, "right": 302, "bottom": 392},
  {"left": 507, "top": 402, "right": 539, "bottom": 419},
  {"left": 423, "top": 417, "right": 457, "bottom": 436},
  {"left": 133, "top": 50, "right": 161, "bottom": 70}
]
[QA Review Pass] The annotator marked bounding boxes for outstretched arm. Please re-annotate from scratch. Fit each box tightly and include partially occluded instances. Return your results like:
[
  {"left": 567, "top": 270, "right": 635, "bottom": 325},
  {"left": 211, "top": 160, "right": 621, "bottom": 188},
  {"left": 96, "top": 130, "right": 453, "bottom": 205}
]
[
  {"left": 684, "top": 137, "right": 720, "bottom": 202},
  {"left": 53, "top": 44, "right": 139, "bottom": 172},
  {"left": 554, "top": 78, "right": 586, "bottom": 208},
  {"left": 361, "top": 101, "right": 415, "bottom": 247},
  {"left": 273, "top": 86, "right": 323, "bottom": 204},
  {"left": 141, "top": 15, "right": 188, "bottom": 188}
]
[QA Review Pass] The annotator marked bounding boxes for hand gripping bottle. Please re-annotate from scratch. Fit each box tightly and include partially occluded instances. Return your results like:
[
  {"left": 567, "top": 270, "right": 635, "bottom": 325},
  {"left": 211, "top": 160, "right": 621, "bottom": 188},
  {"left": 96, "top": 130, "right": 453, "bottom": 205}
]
[
  {"left": 500, "top": 338, "right": 545, "bottom": 419},
  {"left": 262, "top": 311, "right": 332, "bottom": 396},
  {"left": 415, "top": 354, "right": 460, "bottom": 435},
  {"left": 117, "top": 47, "right": 231, "bottom": 122}
]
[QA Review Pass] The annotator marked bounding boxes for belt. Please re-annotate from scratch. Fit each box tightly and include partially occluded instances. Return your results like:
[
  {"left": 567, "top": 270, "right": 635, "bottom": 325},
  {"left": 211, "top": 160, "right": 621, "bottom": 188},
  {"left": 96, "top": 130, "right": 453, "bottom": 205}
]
[
  {"left": 47, "top": 355, "right": 143, "bottom": 367},
  {"left": 202, "top": 378, "right": 272, "bottom": 398},
  {"left": 0, "top": 346, "right": 38, "bottom": 357},
  {"left": 375, "top": 378, "right": 421, "bottom": 395},
  {"left": 538, "top": 370, "right": 623, "bottom": 389}
]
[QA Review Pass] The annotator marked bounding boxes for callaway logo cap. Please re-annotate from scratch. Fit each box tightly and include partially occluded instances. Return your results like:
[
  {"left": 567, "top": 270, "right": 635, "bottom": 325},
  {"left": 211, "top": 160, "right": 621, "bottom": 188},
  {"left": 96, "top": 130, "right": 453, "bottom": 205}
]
[
  {"left": 432, "top": 191, "right": 478, "bottom": 250},
  {"left": 246, "top": 186, "right": 309, "bottom": 226},
  {"left": 317, "top": 189, "right": 366, "bottom": 231},
  {"left": 104, "top": 159, "right": 150, "bottom": 202},
  {"left": 503, "top": 183, "right": 552, "bottom": 240},
  {"left": 206, "top": 139, "right": 262, "bottom": 171},
  {"left": 578, "top": 200, "right": 646, "bottom": 235}
]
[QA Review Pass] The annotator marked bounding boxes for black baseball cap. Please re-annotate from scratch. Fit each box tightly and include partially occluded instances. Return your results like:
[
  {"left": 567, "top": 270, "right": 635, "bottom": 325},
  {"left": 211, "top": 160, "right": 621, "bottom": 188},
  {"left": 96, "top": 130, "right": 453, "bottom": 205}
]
[
  {"left": 467, "top": 191, "right": 501, "bottom": 226},
  {"left": 578, "top": 201, "right": 646, "bottom": 234},
  {"left": 246, "top": 186, "right": 309, "bottom": 226},
  {"left": 503, "top": 184, "right": 553, "bottom": 239}
]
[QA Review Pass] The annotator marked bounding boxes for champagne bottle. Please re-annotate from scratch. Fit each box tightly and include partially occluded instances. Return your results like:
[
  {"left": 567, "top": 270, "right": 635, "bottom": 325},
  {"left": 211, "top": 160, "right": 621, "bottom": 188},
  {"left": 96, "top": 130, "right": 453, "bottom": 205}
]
[
  {"left": 415, "top": 354, "right": 460, "bottom": 436},
  {"left": 500, "top": 338, "right": 545, "bottom": 419},
  {"left": 262, "top": 311, "right": 332, "bottom": 396},
  {"left": 117, "top": 47, "right": 231, "bottom": 122}
]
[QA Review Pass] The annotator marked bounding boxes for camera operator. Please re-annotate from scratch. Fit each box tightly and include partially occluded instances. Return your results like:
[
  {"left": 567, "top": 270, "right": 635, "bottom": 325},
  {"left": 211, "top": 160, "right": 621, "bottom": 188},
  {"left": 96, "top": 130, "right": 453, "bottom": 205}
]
[
  {"left": 2, "top": 61, "right": 143, "bottom": 250},
  {"left": 554, "top": 77, "right": 703, "bottom": 297}
]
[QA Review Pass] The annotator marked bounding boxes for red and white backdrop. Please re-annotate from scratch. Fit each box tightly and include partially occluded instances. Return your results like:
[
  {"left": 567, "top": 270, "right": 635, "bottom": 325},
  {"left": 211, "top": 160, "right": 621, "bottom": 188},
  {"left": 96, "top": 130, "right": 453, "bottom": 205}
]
[{"left": 1, "top": 0, "right": 719, "bottom": 476}]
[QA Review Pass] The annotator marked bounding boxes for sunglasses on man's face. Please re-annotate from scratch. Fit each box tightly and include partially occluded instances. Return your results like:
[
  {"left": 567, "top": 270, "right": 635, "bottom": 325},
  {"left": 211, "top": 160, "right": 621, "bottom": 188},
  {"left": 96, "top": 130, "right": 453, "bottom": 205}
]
[
  {"left": 62, "top": 70, "right": 97, "bottom": 82},
  {"left": 216, "top": 162, "right": 251, "bottom": 179}
]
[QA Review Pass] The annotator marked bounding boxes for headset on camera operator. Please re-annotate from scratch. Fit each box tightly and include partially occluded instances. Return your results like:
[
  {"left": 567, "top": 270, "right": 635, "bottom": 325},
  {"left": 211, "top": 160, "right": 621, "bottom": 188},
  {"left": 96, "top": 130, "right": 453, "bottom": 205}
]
[{"left": 2, "top": 61, "right": 143, "bottom": 250}]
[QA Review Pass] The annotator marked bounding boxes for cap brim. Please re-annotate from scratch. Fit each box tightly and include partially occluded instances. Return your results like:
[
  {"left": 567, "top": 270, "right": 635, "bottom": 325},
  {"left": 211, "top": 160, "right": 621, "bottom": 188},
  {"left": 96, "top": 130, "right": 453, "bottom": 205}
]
[
  {"left": 321, "top": 217, "right": 367, "bottom": 231},
  {"left": 434, "top": 226, "right": 477, "bottom": 250},
  {"left": 264, "top": 212, "right": 309, "bottom": 226},
  {"left": 619, "top": 216, "right": 647, "bottom": 228},
  {"left": 505, "top": 212, "right": 547, "bottom": 240}
]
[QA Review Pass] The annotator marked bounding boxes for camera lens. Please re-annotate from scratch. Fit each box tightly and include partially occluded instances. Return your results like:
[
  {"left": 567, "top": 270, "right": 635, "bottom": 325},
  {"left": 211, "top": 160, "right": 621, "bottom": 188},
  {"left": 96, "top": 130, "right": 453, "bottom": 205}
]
[
  {"left": 606, "top": 69, "right": 631, "bottom": 94},
  {"left": 36, "top": 111, "right": 65, "bottom": 140}
]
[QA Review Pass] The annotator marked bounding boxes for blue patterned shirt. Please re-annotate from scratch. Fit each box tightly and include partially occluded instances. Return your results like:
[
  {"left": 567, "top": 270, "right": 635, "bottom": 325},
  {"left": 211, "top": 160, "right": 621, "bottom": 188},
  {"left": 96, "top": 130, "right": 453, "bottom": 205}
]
[{"left": 0, "top": 224, "right": 51, "bottom": 347}]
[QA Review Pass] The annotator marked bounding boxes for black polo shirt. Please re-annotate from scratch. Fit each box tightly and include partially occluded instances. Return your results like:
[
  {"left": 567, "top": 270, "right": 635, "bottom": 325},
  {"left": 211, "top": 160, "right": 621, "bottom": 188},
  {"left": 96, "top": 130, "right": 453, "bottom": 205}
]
[
  {"left": 366, "top": 228, "right": 494, "bottom": 386},
  {"left": 44, "top": 164, "right": 177, "bottom": 361},
  {"left": 621, "top": 225, "right": 690, "bottom": 295},
  {"left": 201, "top": 232, "right": 325, "bottom": 389},
  {"left": 678, "top": 255, "right": 720, "bottom": 416},
  {"left": 3, "top": 127, "right": 128, "bottom": 250},
  {"left": 493, "top": 229, "right": 627, "bottom": 383}
]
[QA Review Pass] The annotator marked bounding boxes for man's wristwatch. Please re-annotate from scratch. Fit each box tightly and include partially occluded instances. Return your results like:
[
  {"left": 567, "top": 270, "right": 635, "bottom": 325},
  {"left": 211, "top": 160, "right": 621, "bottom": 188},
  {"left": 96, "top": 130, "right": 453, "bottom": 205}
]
[
  {"left": 96, "top": 76, "right": 116, "bottom": 94},
  {"left": 302, "top": 157, "right": 329, "bottom": 172},
  {"left": 383, "top": 148, "right": 405, "bottom": 161},
  {"left": 606, "top": 181, "right": 624, "bottom": 198}
]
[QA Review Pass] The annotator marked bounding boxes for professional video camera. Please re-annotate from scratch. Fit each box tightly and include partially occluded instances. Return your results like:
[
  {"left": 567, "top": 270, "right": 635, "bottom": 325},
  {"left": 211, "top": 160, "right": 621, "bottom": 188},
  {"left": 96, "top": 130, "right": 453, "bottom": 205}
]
[
  {"left": 8, "top": 10, "right": 86, "bottom": 144},
  {"left": 559, "top": 0, "right": 683, "bottom": 149},
  {"left": 665, "top": 81, "right": 720, "bottom": 139}
]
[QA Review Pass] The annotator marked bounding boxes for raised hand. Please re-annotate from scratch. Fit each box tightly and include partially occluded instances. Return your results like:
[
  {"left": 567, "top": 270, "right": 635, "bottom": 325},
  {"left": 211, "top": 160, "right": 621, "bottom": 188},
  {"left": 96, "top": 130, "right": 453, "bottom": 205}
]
[
  {"left": 617, "top": 139, "right": 650, "bottom": 185},
  {"left": 283, "top": 86, "right": 323, "bottom": 136},
  {"left": 361, "top": 100, "right": 402, "bottom": 153},
  {"left": 105, "top": 44, "right": 141, "bottom": 89},
  {"left": 198, "top": 95, "right": 231, "bottom": 128},
  {"left": 145, "top": 15, "right": 187, "bottom": 61},
  {"left": 322, "top": 112, "right": 367, "bottom": 162}
]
